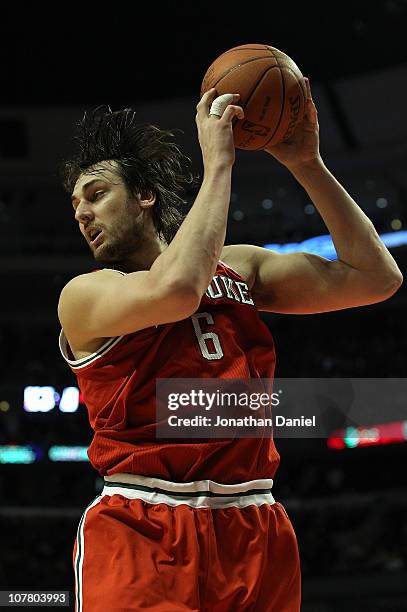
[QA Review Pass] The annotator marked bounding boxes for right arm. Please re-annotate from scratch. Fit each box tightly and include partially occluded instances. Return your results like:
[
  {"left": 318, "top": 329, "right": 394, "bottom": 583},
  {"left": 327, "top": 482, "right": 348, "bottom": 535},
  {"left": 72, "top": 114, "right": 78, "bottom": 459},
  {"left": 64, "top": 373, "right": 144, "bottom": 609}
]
[{"left": 58, "top": 90, "right": 244, "bottom": 343}]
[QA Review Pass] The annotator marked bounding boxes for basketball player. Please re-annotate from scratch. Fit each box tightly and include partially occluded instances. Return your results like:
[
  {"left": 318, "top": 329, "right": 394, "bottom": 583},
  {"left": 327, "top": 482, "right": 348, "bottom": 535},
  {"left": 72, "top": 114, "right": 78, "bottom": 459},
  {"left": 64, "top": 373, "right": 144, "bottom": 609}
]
[{"left": 58, "top": 79, "right": 402, "bottom": 611}]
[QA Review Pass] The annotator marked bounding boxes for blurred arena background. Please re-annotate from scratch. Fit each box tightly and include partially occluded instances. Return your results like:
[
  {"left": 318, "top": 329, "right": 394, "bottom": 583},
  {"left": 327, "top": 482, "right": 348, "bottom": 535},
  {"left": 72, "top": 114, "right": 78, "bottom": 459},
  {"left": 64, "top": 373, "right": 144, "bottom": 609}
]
[{"left": 1, "top": 2, "right": 407, "bottom": 610}]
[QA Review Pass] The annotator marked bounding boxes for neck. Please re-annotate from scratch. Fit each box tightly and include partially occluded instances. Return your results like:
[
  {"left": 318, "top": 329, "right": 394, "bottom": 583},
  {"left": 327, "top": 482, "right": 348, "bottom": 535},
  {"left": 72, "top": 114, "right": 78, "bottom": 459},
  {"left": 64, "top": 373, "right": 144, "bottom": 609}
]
[{"left": 107, "top": 234, "right": 168, "bottom": 273}]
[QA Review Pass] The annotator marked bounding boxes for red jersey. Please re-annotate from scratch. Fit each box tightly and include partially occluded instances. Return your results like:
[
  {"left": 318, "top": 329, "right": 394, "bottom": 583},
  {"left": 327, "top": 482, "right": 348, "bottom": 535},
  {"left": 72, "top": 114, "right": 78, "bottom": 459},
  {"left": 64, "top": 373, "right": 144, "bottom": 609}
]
[{"left": 59, "top": 261, "right": 280, "bottom": 483}]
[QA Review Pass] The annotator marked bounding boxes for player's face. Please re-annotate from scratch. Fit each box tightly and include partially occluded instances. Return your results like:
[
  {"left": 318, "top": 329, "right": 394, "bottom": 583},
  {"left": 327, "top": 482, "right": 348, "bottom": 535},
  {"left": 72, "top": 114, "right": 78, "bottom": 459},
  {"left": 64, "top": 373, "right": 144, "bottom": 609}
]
[{"left": 71, "top": 164, "right": 149, "bottom": 263}]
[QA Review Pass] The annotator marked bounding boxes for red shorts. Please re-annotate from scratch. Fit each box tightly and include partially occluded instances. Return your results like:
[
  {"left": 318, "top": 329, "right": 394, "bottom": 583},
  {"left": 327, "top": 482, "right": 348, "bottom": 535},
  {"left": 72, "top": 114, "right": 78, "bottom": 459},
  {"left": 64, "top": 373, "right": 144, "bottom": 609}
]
[{"left": 73, "top": 474, "right": 301, "bottom": 611}]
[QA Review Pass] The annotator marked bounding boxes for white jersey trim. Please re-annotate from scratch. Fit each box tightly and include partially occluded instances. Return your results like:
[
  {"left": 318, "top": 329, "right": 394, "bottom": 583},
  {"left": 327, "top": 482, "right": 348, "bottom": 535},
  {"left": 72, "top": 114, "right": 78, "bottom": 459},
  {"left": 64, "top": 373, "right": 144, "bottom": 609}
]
[{"left": 59, "top": 330, "right": 124, "bottom": 369}]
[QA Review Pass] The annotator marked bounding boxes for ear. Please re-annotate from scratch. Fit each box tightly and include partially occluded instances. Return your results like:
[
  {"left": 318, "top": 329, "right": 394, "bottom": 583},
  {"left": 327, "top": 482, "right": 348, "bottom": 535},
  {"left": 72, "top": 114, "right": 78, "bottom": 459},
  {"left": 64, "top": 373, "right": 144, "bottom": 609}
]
[{"left": 138, "top": 191, "right": 156, "bottom": 209}]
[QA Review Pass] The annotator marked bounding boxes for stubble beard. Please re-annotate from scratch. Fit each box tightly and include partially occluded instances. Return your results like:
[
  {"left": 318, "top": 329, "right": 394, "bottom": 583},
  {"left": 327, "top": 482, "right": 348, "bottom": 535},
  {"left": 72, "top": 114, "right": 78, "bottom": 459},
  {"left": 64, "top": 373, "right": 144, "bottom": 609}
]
[{"left": 92, "top": 202, "right": 145, "bottom": 264}]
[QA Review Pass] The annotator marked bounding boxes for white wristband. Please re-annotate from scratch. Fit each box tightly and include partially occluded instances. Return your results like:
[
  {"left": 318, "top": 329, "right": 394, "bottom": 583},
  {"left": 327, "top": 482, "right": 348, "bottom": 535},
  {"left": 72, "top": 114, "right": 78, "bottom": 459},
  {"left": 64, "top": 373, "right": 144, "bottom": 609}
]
[{"left": 209, "top": 93, "right": 235, "bottom": 117}]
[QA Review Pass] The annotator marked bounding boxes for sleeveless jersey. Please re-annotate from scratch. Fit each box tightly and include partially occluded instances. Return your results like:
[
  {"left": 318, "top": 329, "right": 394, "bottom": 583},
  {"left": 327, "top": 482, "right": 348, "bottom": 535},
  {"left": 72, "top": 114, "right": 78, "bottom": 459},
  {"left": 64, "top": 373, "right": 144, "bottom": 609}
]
[{"left": 59, "top": 261, "right": 280, "bottom": 483}]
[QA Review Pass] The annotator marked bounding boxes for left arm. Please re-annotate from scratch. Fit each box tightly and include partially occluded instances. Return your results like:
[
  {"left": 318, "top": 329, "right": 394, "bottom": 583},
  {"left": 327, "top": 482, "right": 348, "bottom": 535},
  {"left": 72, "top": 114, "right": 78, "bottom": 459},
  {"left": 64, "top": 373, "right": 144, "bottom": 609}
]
[
  {"left": 222, "top": 78, "right": 403, "bottom": 313},
  {"left": 285, "top": 157, "right": 401, "bottom": 295},
  {"left": 222, "top": 243, "right": 402, "bottom": 314}
]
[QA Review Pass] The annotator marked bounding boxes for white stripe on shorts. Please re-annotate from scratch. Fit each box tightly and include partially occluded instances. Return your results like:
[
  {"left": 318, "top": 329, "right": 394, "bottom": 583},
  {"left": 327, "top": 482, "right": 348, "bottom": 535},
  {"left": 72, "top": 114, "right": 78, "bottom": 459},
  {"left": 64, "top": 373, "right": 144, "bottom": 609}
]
[
  {"left": 103, "top": 473, "right": 275, "bottom": 509},
  {"left": 74, "top": 495, "right": 102, "bottom": 612}
]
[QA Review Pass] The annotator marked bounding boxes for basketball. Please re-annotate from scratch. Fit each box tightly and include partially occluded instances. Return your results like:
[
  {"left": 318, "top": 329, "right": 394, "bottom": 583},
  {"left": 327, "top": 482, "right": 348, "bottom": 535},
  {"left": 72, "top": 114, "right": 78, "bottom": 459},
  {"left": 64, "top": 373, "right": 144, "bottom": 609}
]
[{"left": 200, "top": 44, "right": 307, "bottom": 150}]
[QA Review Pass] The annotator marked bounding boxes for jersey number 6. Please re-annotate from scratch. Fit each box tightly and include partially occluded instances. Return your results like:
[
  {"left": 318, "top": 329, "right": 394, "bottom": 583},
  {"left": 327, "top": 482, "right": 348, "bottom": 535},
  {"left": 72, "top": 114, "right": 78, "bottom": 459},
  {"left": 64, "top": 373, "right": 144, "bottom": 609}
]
[{"left": 191, "top": 312, "right": 224, "bottom": 361}]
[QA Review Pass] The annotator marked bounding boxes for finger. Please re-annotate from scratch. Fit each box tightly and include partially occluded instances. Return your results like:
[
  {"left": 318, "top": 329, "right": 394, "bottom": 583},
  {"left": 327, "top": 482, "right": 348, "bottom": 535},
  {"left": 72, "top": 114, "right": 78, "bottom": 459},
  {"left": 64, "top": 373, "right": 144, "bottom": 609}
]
[
  {"left": 303, "top": 98, "right": 318, "bottom": 126},
  {"left": 209, "top": 93, "right": 240, "bottom": 118},
  {"left": 221, "top": 104, "right": 245, "bottom": 123},
  {"left": 196, "top": 88, "right": 218, "bottom": 118}
]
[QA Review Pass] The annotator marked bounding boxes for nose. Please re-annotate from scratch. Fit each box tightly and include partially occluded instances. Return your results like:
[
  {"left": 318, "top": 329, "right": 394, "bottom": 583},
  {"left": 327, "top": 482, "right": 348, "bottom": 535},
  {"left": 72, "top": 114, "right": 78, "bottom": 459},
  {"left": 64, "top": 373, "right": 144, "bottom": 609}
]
[{"left": 75, "top": 200, "right": 94, "bottom": 224}]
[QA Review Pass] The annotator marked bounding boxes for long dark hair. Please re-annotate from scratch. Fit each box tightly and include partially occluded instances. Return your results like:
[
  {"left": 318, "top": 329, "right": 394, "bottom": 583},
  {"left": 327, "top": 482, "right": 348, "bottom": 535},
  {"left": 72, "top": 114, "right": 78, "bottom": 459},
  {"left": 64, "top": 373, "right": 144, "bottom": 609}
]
[{"left": 60, "top": 106, "right": 198, "bottom": 244}]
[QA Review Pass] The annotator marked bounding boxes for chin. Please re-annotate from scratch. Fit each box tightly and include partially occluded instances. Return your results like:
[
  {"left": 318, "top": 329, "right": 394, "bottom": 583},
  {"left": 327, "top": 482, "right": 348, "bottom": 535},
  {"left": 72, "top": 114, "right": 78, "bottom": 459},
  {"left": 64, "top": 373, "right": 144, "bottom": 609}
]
[{"left": 92, "top": 243, "right": 122, "bottom": 264}]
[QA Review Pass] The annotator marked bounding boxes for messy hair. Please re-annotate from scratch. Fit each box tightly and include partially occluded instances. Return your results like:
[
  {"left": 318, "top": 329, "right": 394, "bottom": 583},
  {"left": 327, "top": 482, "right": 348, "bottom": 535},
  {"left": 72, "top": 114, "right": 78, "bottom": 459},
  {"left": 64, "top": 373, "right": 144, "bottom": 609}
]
[{"left": 60, "top": 106, "right": 198, "bottom": 244}]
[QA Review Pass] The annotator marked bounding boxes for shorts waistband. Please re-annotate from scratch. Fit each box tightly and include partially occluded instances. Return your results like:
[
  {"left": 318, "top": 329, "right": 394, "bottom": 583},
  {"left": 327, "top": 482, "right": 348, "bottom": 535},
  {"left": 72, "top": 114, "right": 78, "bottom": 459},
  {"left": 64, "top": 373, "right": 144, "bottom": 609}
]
[{"left": 103, "top": 473, "right": 275, "bottom": 509}]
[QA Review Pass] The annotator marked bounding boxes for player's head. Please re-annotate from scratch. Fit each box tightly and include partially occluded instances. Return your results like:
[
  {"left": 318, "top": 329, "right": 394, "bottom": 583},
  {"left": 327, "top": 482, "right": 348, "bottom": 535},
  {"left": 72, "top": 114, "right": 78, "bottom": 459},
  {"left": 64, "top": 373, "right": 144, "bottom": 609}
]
[{"left": 60, "top": 106, "right": 197, "bottom": 263}]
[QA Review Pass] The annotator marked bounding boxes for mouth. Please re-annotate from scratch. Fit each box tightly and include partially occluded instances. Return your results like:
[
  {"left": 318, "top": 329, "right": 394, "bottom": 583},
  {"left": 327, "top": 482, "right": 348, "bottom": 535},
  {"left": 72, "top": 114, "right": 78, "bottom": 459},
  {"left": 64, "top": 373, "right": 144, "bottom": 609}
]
[{"left": 89, "top": 230, "right": 104, "bottom": 247}]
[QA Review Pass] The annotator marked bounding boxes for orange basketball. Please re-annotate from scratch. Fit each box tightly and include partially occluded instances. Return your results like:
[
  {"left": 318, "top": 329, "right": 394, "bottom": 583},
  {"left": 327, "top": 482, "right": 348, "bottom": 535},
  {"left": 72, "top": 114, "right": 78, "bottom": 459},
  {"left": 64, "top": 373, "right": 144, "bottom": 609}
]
[{"left": 201, "top": 44, "right": 306, "bottom": 150}]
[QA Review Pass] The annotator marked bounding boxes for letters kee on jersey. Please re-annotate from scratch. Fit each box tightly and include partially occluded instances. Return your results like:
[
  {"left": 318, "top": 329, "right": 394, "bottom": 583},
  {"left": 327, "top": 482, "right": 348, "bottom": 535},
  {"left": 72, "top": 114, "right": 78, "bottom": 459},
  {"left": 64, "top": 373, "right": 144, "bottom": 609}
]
[{"left": 205, "top": 275, "right": 254, "bottom": 306}]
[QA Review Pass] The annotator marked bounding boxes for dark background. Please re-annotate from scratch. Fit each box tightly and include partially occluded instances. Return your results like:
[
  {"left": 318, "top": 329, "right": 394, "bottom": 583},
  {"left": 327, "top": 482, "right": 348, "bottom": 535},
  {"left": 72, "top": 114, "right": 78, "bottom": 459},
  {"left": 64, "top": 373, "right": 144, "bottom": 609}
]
[{"left": 1, "top": 2, "right": 407, "bottom": 610}]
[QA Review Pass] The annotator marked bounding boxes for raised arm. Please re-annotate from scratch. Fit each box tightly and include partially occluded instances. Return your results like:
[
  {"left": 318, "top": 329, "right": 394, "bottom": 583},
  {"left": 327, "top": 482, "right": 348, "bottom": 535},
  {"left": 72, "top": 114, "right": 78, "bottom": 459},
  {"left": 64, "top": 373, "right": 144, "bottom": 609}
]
[{"left": 222, "top": 78, "right": 402, "bottom": 314}]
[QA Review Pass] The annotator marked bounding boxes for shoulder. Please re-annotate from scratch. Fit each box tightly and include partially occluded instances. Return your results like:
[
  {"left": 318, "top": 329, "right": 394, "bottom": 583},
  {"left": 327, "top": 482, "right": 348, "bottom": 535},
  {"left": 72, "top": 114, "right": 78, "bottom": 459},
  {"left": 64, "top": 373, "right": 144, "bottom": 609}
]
[
  {"left": 57, "top": 269, "right": 127, "bottom": 327},
  {"left": 59, "top": 269, "right": 124, "bottom": 302},
  {"left": 62, "top": 269, "right": 127, "bottom": 291}
]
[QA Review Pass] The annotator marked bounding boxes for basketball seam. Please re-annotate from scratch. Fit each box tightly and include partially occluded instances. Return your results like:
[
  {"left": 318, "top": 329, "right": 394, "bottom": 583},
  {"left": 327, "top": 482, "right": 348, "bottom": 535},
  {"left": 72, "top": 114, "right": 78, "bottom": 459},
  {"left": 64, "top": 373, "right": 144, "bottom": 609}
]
[
  {"left": 220, "top": 45, "right": 271, "bottom": 55},
  {"left": 207, "top": 56, "right": 278, "bottom": 93},
  {"left": 232, "top": 46, "right": 291, "bottom": 149},
  {"left": 234, "top": 64, "right": 284, "bottom": 143},
  {"left": 213, "top": 45, "right": 271, "bottom": 63},
  {"left": 251, "top": 48, "right": 287, "bottom": 151},
  {"left": 255, "top": 66, "right": 305, "bottom": 151}
]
